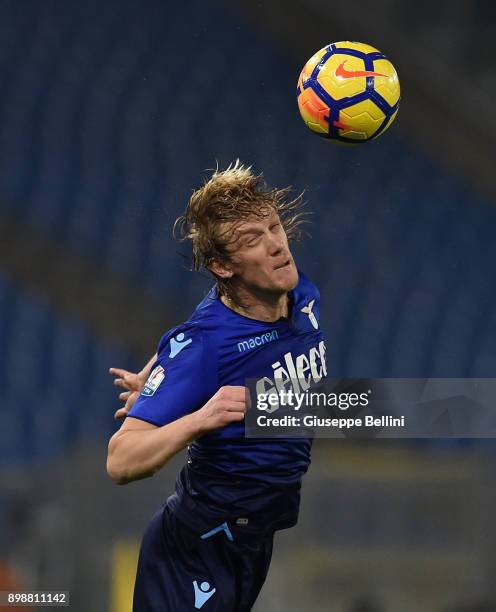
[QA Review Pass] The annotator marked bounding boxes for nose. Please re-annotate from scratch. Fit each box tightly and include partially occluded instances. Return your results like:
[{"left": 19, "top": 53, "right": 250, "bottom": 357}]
[{"left": 267, "top": 230, "right": 284, "bottom": 256}]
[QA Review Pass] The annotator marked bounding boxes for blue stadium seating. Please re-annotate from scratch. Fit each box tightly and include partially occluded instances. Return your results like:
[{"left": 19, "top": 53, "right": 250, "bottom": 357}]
[
  {"left": 0, "top": 275, "right": 137, "bottom": 464},
  {"left": 0, "top": 0, "right": 495, "bottom": 460}
]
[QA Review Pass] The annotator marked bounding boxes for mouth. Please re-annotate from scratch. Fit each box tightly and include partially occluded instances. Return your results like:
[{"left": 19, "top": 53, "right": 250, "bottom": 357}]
[{"left": 273, "top": 258, "right": 292, "bottom": 271}]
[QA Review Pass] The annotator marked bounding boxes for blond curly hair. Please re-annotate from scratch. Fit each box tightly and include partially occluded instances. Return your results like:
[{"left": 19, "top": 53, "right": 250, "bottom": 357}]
[{"left": 174, "top": 160, "right": 307, "bottom": 295}]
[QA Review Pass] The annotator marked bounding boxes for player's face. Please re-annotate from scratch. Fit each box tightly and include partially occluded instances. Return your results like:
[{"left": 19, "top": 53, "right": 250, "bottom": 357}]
[{"left": 224, "top": 209, "right": 298, "bottom": 294}]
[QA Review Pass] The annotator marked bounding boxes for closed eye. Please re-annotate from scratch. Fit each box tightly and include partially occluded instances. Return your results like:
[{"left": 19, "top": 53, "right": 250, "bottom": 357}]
[{"left": 245, "top": 235, "right": 261, "bottom": 247}]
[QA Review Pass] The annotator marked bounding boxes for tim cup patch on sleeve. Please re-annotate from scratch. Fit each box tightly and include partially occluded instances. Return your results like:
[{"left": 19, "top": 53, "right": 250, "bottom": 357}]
[{"left": 141, "top": 365, "right": 165, "bottom": 396}]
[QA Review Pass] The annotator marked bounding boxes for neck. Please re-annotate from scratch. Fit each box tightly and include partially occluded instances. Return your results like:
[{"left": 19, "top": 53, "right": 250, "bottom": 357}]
[{"left": 220, "top": 287, "right": 289, "bottom": 322}]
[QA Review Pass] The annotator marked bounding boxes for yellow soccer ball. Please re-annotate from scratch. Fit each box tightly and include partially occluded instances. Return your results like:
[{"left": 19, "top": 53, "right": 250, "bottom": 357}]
[{"left": 297, "top": 42, "right": 400, "bottom": 143}]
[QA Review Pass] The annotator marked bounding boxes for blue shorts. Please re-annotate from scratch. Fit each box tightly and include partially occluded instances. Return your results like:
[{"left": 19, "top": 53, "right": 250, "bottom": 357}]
[{"left": 133, "top": 503, "right": 274, "bottom": 611}]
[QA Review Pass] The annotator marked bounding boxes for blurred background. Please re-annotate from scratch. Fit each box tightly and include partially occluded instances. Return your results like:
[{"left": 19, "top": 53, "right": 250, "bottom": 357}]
[{"left": 0, "top": 0, "right": 495, "bottom": 610}]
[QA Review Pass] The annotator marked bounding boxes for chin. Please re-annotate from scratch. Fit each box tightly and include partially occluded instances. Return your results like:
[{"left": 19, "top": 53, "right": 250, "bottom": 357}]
[
  {"left": 286, "top": 267, "right": 299, "bottom": 290},
  {"left": 273, "top": 263, "right": 299, "bottom": 292}
]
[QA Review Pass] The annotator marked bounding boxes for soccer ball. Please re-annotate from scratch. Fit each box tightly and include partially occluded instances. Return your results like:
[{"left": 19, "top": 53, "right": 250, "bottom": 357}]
[{"left": 297, "top": 42, "right": 400, "bottom": 143}]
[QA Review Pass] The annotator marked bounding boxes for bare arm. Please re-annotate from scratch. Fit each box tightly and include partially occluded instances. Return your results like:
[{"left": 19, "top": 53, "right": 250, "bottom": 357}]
[
  {"left": 106, "top": 412, "right": 199, "bottom": 485},
  {"left": 106, "top": 386, "right": 246, "bottom": 485}
]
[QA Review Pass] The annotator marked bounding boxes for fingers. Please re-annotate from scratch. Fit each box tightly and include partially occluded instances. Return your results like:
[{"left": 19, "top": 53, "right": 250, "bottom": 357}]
[
  {"left": 217, "top": 385, "right": 248, "bottom": 401},
  {"left": 110, "top": 368, "right": 141, "bottom": 393},
  {"left": 113, "top": 395, "right": 136, "bottom": 420},
  {"left": 221, "top": 385, "right": 248, "bottom": 393},
  {"left": 225, "top": 401, "right": 247, "bottom": 412},
  {"left": 125, "top": 391, "right": 139, "bottom": 411},
  {"left": 113, "top": 390, "right": 141, "bottom": 419},
  {"left": 110, "top": 366, "right": 132, "bottom": 391},
  {"left": 114, "top": 407, "right": 129, "bottom": 420},
  {"left": 218, "top": 386, "right": 248, "bottom": 412},
  {"left": 220, "top": 407, "right": 247, "bottom": 427},
  {"left": 109, "top": 367, "right": 131, "bottom": 379},
  {"left": 113, "top": 379, "right": 130, "bottom": 391},
  {"left": 111, "top": 370, "right": 141, "bottom": 421}
]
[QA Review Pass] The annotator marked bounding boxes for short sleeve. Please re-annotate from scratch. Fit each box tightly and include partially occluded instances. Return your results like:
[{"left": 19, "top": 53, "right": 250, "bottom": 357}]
[{"left": 128, "top": 325, "right": 214, "bottom": 426}]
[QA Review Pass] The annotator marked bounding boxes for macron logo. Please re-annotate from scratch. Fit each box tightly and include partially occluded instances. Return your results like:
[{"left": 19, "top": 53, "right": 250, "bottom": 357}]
[
  {"left": 237, "top": 330, "right": 279, "bottom": 353},
  {"left": 169, "top": 333, "right": 192, "bottom": 358},
  {"left": 193, "top": 581, "right": 216, "bottom": 609}
]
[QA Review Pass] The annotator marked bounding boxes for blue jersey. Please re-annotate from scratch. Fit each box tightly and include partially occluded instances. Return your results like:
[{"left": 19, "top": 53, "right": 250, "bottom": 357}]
[{"left": 129, "top": 271, "right": 327, "bottom": 533}]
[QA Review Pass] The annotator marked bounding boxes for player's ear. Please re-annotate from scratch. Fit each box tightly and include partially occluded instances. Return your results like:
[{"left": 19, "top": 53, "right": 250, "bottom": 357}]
[{"left": 208, "top": 258, "right": 234, "bottom": 279}]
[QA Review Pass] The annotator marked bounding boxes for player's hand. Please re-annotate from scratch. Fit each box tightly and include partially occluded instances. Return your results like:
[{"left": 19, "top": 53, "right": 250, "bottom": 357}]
[
  {"left": 109, "top": 367, "right": 148, "bottom": 419},
  {"left": 195, "top": 386, "right": 248, "bottom": 433}
]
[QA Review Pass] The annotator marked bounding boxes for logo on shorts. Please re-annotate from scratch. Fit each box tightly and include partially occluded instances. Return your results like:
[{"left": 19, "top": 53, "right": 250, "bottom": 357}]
[
  {"left": 193, "top": 580, "right": 216, "bottom": 609},
  {"left": 169, "top": 332, "right": 192, "bottom": 358},
  {"left": 141, "top": 365, "right": 165, "bottom": 396}
]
